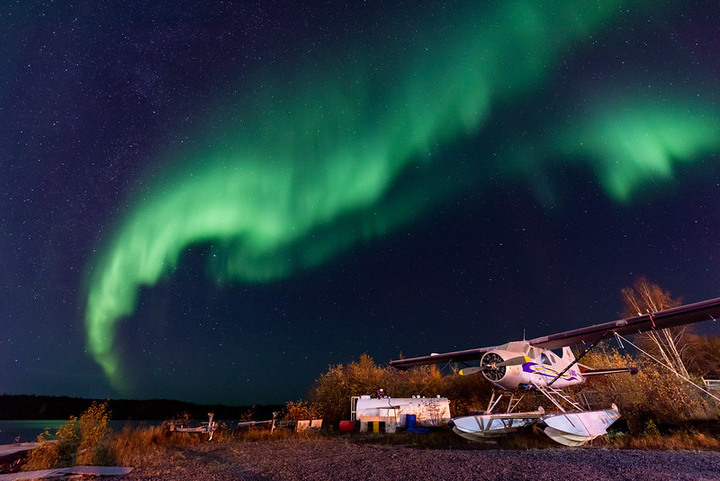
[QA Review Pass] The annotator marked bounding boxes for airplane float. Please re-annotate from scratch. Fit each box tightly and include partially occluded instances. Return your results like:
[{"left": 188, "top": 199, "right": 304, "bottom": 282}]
[{"left": 390, "top": 297, "right": 720, "bottom": 446}]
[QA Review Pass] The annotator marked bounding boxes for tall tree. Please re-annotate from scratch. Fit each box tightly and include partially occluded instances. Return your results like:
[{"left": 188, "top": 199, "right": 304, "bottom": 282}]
[{"left": 621, "top": 277, "right": 689, "bottom": 378}]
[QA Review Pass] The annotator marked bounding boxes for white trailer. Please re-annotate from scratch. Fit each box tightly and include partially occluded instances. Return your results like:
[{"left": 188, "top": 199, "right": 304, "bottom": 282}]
[{"left": 351, "top": 395, "right": 450, "bottom": 428}]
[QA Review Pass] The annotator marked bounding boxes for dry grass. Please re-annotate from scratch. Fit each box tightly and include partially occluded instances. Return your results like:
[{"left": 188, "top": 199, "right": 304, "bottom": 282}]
[
  {"left": 342, "top": 425, "right": 561, "bottom": 451},
  {"left": 22, "top": 432, "right": 60, "bottom": 471},
  {"left": 108, "top": 422, "right": 323, "bottom": 465},
  {"left": 234, "top": 427, "right": 305, "bottom": 442},
  {"left": 32, "top": 422, "right": 718, "bottom": 474},
  {"left": 607, "top": 430, "right": 720, "bottom": 451},
  {"left": 108, "top": 424, "right": 233, "bottom": 466},
  {"left": 109, "top": 426, "right": 172, "bottom": 466}
]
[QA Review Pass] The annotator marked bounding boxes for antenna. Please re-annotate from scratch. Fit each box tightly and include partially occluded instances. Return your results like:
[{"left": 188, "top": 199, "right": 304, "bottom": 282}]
[{"left": 523, "top": 329, "right": 526, "bottom": 341}]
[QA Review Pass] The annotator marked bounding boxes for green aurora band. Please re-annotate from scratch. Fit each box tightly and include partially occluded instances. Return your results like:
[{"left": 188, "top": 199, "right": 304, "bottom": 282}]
[{"left": 85, "top": 2, "right": 720, "bottom": 386}]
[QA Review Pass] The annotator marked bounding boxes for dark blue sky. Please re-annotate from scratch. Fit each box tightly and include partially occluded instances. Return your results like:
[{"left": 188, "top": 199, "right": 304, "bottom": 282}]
[{"left": 2, "top": 2, "right": 719, "bottom": 406}]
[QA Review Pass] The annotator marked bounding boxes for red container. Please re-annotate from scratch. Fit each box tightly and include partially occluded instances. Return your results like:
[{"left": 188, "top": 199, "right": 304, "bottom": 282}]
[{"left": 338, "top": 420, "right": 355, "bottom": 432}]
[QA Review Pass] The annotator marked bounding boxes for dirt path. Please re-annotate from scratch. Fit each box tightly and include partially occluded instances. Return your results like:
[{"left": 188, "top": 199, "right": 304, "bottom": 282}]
[{"left": 113, "top": 437, "right": 720, "bottom": 481}]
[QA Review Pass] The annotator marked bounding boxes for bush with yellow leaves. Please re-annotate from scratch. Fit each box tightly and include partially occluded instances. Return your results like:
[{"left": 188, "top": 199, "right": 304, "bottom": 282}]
[{"left": 23, "top": 401, "right": 112, "bottom": 471}]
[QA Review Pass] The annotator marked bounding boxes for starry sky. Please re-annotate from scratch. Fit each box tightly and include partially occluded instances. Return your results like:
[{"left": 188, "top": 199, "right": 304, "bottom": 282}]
[{"left": 2, "top": 2, "right": 720, "bottom": 406}]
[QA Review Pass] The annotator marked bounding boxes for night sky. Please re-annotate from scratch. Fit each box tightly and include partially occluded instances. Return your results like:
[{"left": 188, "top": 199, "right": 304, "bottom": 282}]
[{"left": 2, "top": 2, "right": 720, "bottom": 406}]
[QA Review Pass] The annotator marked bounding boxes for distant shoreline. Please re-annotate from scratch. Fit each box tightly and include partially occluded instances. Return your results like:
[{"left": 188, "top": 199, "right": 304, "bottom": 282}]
[{"left": 0, "top": 394, "right": 282, "bottom": 421}]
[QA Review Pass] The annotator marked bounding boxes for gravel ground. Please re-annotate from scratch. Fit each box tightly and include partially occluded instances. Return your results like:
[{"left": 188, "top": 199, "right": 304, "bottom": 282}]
[{"left": 111, "top": 437, "right": 720, "bottom": 481}]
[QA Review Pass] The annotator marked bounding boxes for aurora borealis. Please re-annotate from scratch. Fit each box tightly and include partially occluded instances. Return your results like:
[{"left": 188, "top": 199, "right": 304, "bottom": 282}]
[{"left": 3, "top": 2, "right": 720, "bottom": 405}]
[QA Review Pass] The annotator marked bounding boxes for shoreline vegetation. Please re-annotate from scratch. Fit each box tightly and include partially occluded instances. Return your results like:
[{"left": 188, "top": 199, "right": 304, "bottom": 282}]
[
  {"left": 2, "top": 393, "right": 720, "bottom": 476},
  {"left": 8, "top": 426, "right": 720, "bottom": 480}
]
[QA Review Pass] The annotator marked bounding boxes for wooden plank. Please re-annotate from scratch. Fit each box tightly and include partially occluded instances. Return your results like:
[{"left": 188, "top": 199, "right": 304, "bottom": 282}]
[
  {"left": 0, "top": 465, "right": 133, "bottom": 480},
  {"left": 0, "top": 444, "right": 42, "bottom": 459}
]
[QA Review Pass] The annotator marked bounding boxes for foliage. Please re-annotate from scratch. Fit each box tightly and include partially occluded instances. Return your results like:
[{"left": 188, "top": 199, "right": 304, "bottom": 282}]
[
  {"left": 23, "top": 401, "right": 112, "bottom": 470},
  {"left": 621, "top": 277, "right": 681, "bottom": 316},
  {"left": 579, "top": 345, "right": 719, "bottom": 433},
  {"left": 239, "top": 406, "right": 256, "bottom": 422},
  {"left": 77, "top": 401, "right": 112, "bottom": 465},
  {"left": 164, "top": 411, "right": 192, "bottom": 428},
  {"left": 284, "top": 400, "right": 321, "bottom": 421},
  {"left": 55, "top": 416, "right": 81, "bottom": 466},
  {"left": 109, "top": 425, "right": 192, "bottom": 466},
  {"left": 607, "top": 429, "right": 720, "bottom": 450},
  {"left": 22, "top": 429, "right": 61, "bottom": 471},
  {"left": 24, "top": 416, "right": 81, "bottom": 470},
  {"left": 309, "top": 353, "right": 491, "bottom": 424},
  {"left": 621, "top": 277, "right": 690, "bottom": 377},
  {"left": 681, "top": 333, "right": 720, "bottom": 378}
]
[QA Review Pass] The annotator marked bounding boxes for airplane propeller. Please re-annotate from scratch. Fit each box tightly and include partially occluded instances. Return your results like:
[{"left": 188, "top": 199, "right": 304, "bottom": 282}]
[
  {"left": 458, "top": 366, "right": 484, "bottom": 376},
  {"left": 459, "top": 354, "right": 531, "bottom": 376},
  {"left": 494, "top": 355, "right": 531, "bottom": 367}
]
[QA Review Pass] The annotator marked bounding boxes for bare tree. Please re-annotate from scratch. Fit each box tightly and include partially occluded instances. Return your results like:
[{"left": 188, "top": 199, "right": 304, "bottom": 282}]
[
  {"left": 621, "top": 277, "right": 689, "bottom": 378},
  {"left": 680, "top": 333, "right": 720, "bottom": 379}
]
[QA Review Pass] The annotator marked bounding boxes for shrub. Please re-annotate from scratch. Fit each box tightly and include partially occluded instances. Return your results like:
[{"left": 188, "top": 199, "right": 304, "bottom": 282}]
[
  {"left": 284, "top": 400, "right": 321, "bottom": 421},
  {"left": 55, "top": 416, "right": 81, "bottom": 466},
  {"left": 579, "top": 345, "right": 719, "bottom": 433},
  {"left": 24, "top": 401, "right": 111, "bottom": 470},
  {"left": 77, "top": 401, "right": 112, "bottom": 465},
  {"left": 22, "top": 429, "right": 61, "bottom": 471},
  {"left": 23, "top": 416, "right": 81, "bottom": 470}
]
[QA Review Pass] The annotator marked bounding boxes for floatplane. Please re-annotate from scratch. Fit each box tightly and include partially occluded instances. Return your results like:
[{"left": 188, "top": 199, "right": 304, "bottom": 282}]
[{"left": 390, "top": 297, "right": 720, "bottom": 446}]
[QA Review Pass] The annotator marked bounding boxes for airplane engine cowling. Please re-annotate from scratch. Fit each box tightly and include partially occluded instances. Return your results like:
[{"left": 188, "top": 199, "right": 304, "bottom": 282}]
[
  {"left": 480, "top": 350, "right": 527, "bottom": 390},
  {"left": 480, "top": 351, "right": 507, "bottom": 381}
]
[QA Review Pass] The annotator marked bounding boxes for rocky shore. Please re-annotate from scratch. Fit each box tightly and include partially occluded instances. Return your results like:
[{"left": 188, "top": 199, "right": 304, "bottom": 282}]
[{"left": 111, "top": 437, "right": 720, "bottom": 481}]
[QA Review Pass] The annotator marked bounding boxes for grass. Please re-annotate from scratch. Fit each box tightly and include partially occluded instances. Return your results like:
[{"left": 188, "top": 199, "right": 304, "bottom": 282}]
[
  {"left": 107, "top": 422, "right": 327, "bottom": 465},
  {"left": 606, "top": 430, "right": 720, "bottom": 451},
  {"left": 20, "top": 418, "right": 720, "bottom": 474},
  {"left": 92, "top": 421, "right": 720, "bottom": 463},
  {"left": 346, "top": 426, "right": 558, "bottom": 450}
]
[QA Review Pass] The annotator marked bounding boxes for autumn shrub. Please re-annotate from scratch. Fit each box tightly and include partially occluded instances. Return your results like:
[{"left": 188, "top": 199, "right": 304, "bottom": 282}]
[
  {"left": 284, "top": 400, "right": 321, "bottom": 421},
  {"left": 23, "top": 417, "right": 81, "bottom": 470},
  {"left": 309, "top": 353, "right": 493, "bottom": 424},
  {"left": 23, "top": 401, "right": 112, "bottom": 470},
  {"left": 579, "top": 345, "right": 720, "bottom": 433},
  {"left": 22, "top": 429, "right": 61, "bottom": 471},
  {"left": 76, "top": 401, "right": 112, "bottom": 465}
]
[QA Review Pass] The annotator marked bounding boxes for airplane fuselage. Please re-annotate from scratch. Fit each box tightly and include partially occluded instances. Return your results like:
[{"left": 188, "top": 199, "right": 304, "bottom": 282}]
[{"left": 479, "top": 341, "right": 584, "bottom": 391}]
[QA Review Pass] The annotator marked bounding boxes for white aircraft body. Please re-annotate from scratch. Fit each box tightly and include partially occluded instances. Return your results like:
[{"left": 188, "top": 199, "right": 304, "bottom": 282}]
[{"left": 390, "top": 297, "right": 720, "bottom": 445}]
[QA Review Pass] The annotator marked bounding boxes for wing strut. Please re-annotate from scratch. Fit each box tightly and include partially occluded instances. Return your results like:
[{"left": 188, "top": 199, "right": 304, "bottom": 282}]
[{"left": 548, "top": 332, "right": 608, "bottom": 387}]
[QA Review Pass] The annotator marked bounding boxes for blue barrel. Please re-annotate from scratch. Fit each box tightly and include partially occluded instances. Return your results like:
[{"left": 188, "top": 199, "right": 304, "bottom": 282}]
[{"left": 406, "top": 414, "right": 416, "bottom": 429}]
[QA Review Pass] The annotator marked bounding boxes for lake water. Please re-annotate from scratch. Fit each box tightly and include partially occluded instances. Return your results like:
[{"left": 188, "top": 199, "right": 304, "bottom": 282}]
[{"left": 0, "top": 420, "right": 161, "bottom": 444}]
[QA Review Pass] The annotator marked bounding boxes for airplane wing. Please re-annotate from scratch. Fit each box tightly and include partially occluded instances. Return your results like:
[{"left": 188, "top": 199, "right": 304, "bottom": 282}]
[
  {"left": 389, "top": 346, "right": 496, "bottom": 370},
  {"left": 528, "top": 296, "right": 720, "bottom": 350},
  {"left": 389, "top": 297, "right": 720, "bottom": 369}
]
